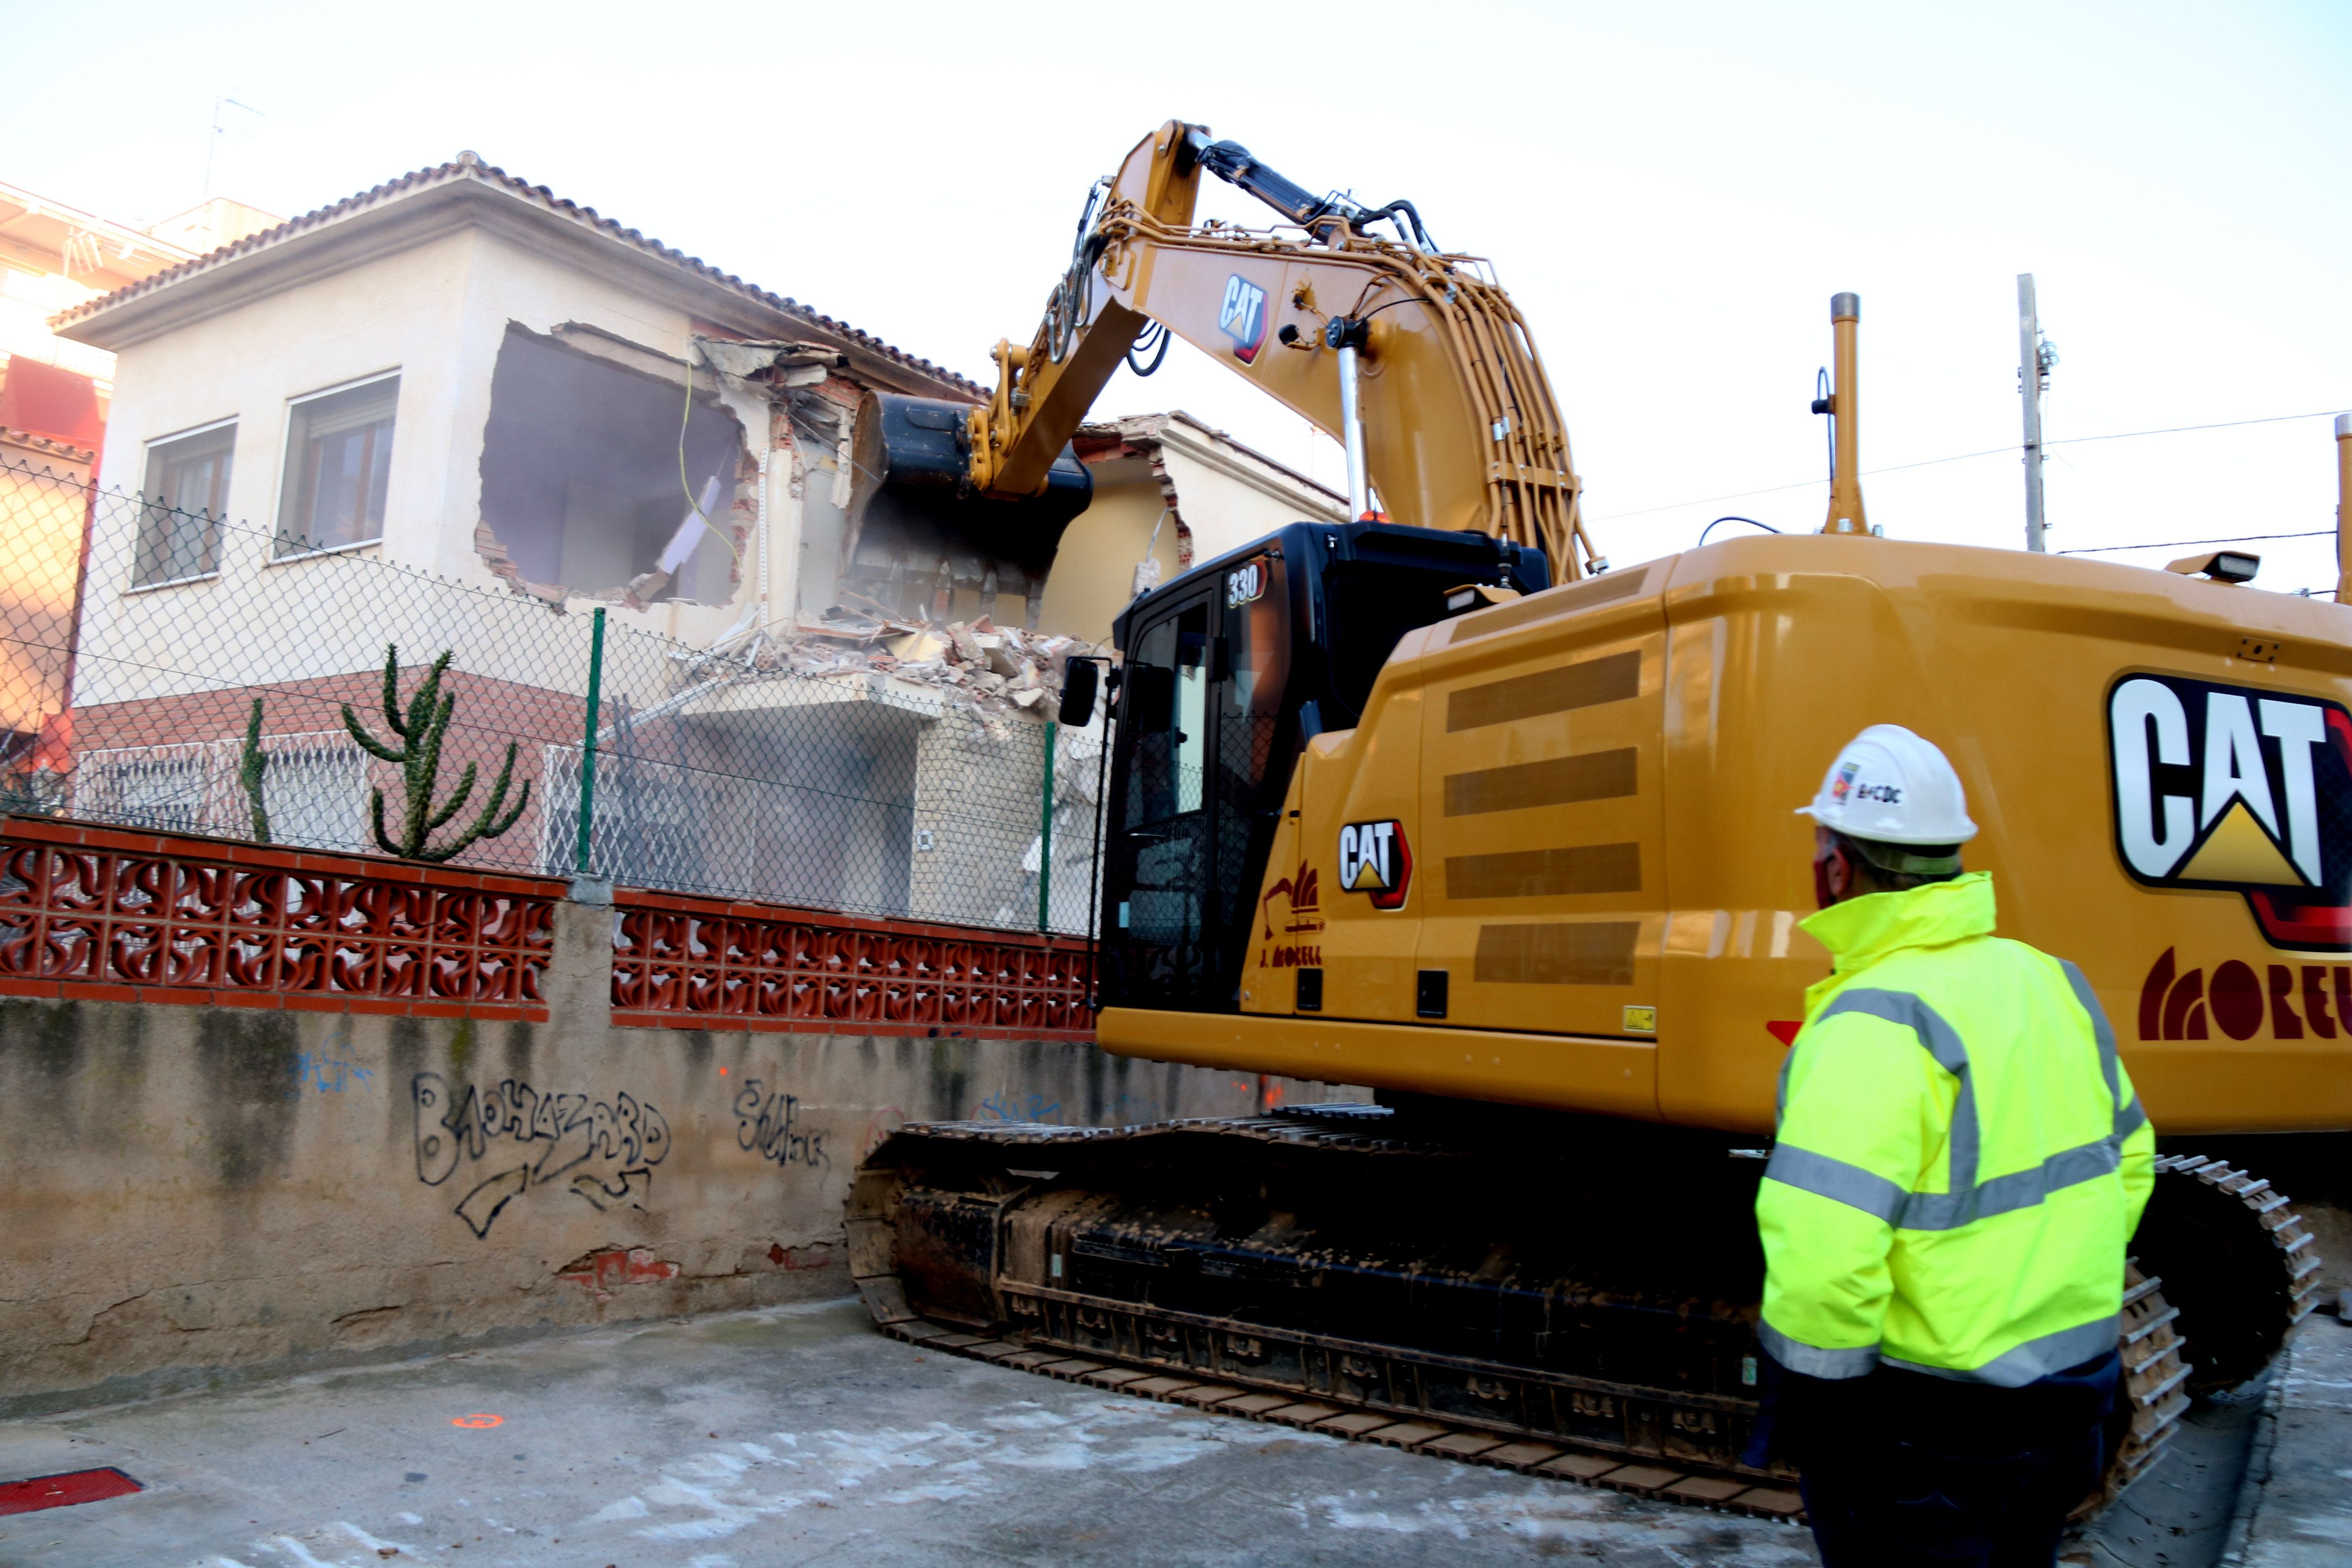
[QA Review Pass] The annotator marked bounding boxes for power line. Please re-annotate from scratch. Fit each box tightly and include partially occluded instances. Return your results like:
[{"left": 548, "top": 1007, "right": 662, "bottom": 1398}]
[
  {"left": 2055, "top": 530, "right": 2333, "bottom": 556},
  {"left": 1588, "top": 407, "right": 2347, "bottom": 524}
]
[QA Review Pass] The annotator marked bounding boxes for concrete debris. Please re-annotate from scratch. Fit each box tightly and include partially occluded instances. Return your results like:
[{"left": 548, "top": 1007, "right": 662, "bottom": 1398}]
[{"left": 677, "top": 607, "right": 1098, "bottom": 724}]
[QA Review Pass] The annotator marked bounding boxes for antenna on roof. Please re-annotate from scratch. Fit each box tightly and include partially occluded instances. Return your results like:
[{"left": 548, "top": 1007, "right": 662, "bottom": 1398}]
[{"left": 203, "top": 96, "right": 265, "bottom": 201}]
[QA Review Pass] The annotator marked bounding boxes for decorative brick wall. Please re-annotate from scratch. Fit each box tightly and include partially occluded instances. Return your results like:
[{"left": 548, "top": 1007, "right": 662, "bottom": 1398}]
[
  {"left": 0, "top": 816, "right": 558, "bottom": 1020},
  {"left": 611, "top": 885, "right": 1095, "bottom": 1040},
  {"left": 0, "top": 816, "right": 1095, "bottom": 1039}
]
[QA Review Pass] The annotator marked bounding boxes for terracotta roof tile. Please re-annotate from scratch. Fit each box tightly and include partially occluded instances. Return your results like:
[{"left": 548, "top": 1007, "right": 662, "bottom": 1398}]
[{"left": 51, "top": 153, "right": 983, "bottom": 397}]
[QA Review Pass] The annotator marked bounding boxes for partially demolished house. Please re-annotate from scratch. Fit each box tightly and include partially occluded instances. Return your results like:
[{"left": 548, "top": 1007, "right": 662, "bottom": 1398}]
[{"left": 46, "top": 154, "right": 1342, "bottom": 926}]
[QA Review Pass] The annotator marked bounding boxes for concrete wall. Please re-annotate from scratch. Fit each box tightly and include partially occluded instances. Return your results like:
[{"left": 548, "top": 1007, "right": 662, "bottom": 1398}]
[{"left": 0, "top": 897, "right": 1333, "bottom": 1415}]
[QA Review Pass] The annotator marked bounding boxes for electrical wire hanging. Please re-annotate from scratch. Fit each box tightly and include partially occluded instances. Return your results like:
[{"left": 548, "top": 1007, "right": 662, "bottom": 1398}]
[
  {"left": 1591, "top": 407, "right": 2350, "bottom": 524},
  {"left": 2055, "top": 529, "right": 2333, "bottom": 556}
]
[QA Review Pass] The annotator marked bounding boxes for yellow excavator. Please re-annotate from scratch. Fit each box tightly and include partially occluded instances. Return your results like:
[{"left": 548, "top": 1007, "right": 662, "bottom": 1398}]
[{"left": 848, "top": 121, "right": 2335, "bottom": 1516}]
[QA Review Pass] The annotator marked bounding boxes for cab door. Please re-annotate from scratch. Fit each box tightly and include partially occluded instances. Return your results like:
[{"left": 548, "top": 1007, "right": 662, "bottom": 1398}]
[{"left": 1103, "top": 590, "right": 1219, "bottom": 1009}]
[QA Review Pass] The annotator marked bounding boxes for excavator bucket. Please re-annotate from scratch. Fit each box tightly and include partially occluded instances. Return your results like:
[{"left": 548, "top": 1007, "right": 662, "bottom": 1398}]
[{"left": 843, "top": 392, "right": 1092, "bottom": 629}]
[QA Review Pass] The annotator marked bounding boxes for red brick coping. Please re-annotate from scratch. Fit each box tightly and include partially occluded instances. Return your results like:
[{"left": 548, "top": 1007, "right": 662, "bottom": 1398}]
[
  {"left": 0, "top": 817, "right": 558, "bottom": 1020},
  {"left": 612, "top": 885, "right": 1095, "bottom": 1040},
  {"left": 0, "top": 818, "right": 1098, "bottom": 1039}
]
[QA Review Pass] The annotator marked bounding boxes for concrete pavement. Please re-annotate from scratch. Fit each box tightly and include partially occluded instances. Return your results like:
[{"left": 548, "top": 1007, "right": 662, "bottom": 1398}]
[
  {"left": 0, "top": 1293, "right": 2306, "bottom": 1568},
  {"left": 0, "top": 1298, "right": 1822, "bottom": 1568},
  {"left": 2226, "top": 1310, "right": 2352, "bottom": 1566}
]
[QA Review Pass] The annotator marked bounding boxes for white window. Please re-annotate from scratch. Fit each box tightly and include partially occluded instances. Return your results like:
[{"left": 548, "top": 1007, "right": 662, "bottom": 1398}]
[
  {"left": 275, "top": 374, "right": 398, "bottom": 557},
  {"left": 133, "top": 421, "right": 235, "bottom": 586}
]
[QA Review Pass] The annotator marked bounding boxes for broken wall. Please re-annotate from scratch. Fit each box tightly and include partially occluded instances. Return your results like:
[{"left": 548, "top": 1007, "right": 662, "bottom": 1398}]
[
  {"left": 477, "top": 325, "right": 744, "bottom": 606},
  {"left": 0, "top": 893, "right": 1342, "bottom": 1415}
]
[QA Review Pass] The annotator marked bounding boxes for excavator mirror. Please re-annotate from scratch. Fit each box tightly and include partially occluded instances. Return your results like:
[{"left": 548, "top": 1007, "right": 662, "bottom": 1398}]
[{"left": 1059, "top": 659, "right": 1100, "bottom": 727}]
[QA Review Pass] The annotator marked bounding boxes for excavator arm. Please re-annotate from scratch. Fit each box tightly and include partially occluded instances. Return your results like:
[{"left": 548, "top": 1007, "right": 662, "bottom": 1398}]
[{"left": 872, "top": 121, "right": 1597, "bottom": 580}]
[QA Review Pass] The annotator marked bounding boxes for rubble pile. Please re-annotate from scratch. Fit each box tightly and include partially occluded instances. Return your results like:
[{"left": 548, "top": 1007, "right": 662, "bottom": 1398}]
[{"left": 677, "top": 607, "right": 1101, "bottom": 721}]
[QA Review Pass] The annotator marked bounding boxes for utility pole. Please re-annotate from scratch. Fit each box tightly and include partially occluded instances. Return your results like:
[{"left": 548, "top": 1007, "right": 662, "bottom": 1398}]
[
  {"left": 2335, "top": 412, "right": 2350, "bottom": 603},
  {"left": 2018, "top": 274, "right": 2052, "bottom": 552}
]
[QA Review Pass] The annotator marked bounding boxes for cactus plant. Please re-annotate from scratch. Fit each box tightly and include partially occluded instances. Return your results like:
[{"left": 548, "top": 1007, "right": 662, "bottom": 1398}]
[
  {"left": 341, "top": 645, "right": 530, "bottom": 863},
  {"left": 239, "top": 698, "right": 271, "bottom": 844}
]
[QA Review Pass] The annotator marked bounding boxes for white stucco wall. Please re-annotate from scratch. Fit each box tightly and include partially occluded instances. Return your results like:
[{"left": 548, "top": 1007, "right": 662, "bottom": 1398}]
[
  {"left": 1153, "top": 418, "right": 1344, "bottom": 565},
  {"left": 75, "top": 227, "right": 784, "bottom": 708}
]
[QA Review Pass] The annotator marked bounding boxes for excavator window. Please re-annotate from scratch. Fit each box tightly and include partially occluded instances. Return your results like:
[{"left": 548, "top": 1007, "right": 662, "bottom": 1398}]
[
  {"left": 1108, "top": 595, "right": 1221, "bottom": 1005},
  {"left": 1122, "top": 608, "right": 1210, "bottom": 827}
]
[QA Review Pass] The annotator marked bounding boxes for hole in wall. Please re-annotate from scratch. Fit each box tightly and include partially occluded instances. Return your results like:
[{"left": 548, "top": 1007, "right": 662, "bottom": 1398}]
[{"left": 476, "top": 324, "right": 746, "bottom": 606}]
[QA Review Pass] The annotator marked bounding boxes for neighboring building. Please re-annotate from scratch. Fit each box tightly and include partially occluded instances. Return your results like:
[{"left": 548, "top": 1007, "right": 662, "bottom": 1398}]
[
  {"left": 39, "top": 153, "right": 1340, "bottom": 925},
  {"left": 0, "top": 181, "right": 251, "bottom": 792},
  {"left": 1046, "top": 412, "right": 1343, "bottom": 640},
  {"left": 0, "top": 179, "right": 215, "bottom": 444}
]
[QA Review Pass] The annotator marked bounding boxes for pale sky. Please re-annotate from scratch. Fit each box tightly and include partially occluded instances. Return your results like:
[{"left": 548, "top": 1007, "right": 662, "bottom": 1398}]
[{"left": 13, "top": 1, "right": 2348, "bottom": 590}]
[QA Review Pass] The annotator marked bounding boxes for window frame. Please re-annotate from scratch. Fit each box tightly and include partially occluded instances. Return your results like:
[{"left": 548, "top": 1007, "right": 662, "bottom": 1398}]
[
  {"left": 130, "top": 415, "right": 239, "bottom": 591},
  {"left": 272, "top": 369, "right": 400, "bottom": 561}
]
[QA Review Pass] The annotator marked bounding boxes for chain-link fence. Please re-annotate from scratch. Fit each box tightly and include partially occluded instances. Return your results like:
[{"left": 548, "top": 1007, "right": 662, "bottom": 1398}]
[{"left": 0, "top": 454, "right": 1103, "bottom": 935}]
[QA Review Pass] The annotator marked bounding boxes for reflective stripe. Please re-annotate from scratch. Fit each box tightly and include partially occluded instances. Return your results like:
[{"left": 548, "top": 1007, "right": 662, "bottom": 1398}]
[
  {"left": 1765, "top": 1143, "right": 1909, "bottom": 1225},
  {"left": 1815, "top": 988, "right": 1980, "bottom": 1195},
  {"left": 1758, "top": 1319, "right": 1880, "bottom": 1381},
  {"left": 1801, "top": 983, "right": 2132, "bottom": 1232},
  {"left": 2116, "top": 1097, "right": 2147, "bottom": 1140},
  {"left": 1882, "top": 1314, "right": 2120, "bottom": 1389},
  {"left": 1899, "top": 1135, "right": 2121, "bottom": 1231},
  {"left": 2059, "top": 960, "right": 2127, "bottom": 1124},
  {"left": 1819, "top": 987, "right": 1969, "bottom": 1074}
]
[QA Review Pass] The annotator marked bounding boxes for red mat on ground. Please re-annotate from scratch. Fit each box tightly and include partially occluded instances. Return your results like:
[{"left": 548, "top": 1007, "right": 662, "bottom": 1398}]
[{"left": 0, "top": 1467, "right": 143, "bottom": 1515}]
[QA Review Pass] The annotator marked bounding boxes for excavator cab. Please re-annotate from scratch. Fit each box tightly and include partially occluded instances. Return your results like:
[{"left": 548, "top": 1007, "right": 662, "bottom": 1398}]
[{"left": 1099, "top": 519, "right": 1547, "bottom": 1011}]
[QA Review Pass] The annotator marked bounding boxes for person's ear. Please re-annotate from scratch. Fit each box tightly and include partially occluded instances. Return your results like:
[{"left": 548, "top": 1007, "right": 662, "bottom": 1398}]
[{"left": 1822, "top": 842, "right": 1856, "bottom": 904}]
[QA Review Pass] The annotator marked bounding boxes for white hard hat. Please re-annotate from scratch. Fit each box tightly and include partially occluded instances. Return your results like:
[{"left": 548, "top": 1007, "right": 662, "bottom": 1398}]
[{"left": 1796, "top": 723, "right": 1979, "bottom": 847}]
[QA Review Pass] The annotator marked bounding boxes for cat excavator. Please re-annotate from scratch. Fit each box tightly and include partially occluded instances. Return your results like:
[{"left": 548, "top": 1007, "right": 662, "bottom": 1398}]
[{"left": 847, "top": 121, "right": 2335, "bottom": 1516}]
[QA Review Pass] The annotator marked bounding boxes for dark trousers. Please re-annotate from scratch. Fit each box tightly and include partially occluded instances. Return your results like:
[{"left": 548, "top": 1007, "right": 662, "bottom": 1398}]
[{"left": 1768, "top": 1353, "right": 2118, "bottom": 1568}]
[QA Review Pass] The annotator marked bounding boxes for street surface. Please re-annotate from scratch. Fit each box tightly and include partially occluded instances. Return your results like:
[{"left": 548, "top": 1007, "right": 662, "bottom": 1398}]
[{"left": 0, "top": 1295, "right": 2293, "bottom": 1568}]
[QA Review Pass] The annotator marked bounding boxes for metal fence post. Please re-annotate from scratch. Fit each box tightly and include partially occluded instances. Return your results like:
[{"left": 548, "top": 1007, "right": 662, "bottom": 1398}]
[
  {"left": 1037, "top": 718, "right": 1057, "bottom": 932},
  {"left": 575, "top": 607, "right": 605, "bottom": 874}
]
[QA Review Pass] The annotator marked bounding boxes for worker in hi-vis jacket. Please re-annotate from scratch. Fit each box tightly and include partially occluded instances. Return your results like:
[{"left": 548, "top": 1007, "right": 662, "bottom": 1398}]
[{"left": 1753, "top": 723, "right": 2156, "bottom": 1567}]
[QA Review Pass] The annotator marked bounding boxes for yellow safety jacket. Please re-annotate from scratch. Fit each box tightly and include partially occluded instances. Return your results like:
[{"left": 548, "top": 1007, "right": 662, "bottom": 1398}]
[{"left": 1757, "top": 872, "right": 2155, "bottom": 1386}]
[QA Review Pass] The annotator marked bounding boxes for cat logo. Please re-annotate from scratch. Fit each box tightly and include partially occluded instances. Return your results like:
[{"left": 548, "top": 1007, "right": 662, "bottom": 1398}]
[
  {"left": 2108, "top": 673, "right": 2352, "bottom": 951},
  {"left": 1338, "top": 820, "right": 1412, "bottom": 911},
  {"left": 1219, "top": 275, "right": 1270, "bottom": 364}
]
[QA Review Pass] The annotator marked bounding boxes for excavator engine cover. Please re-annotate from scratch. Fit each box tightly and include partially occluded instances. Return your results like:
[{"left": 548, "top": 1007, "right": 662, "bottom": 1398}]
[{"left": 844, "top": 391, "right": 1092, "bottom": 626}]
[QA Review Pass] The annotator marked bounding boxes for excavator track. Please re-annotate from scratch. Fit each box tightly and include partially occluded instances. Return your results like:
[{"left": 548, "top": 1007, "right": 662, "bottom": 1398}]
[
  {"left": 848, "top": 1111, "right": 2248, "bottom": 1522},
  {"left": 2135, "top": 1154, "right": 2324, "bottom": 1393}
]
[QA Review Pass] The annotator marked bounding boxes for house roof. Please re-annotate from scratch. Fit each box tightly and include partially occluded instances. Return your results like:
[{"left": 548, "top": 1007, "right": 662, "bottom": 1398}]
[{"left": 50, "top": 153, "right": 984, "bottom": 398}]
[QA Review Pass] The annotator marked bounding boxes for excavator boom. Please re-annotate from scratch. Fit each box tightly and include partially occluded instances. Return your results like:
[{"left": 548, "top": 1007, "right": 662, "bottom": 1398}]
[{"left": 862, "top": 121, "right": 1597, "bottom": 580}]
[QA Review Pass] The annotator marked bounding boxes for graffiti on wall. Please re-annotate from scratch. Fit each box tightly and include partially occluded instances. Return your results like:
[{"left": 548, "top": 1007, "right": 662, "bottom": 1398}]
[
  {"left": 733, "top": 1079, "right": 830, "bottom": 1173},
  {"left": 413, "top": 1074, "right": 671, "bottom": 1238},
  {"left": 289, "top": 1020, "right": 375, "bottom": 1096},
  {"left": 975, "top": 1090, "right": 1063, "bottom": 1124}
]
